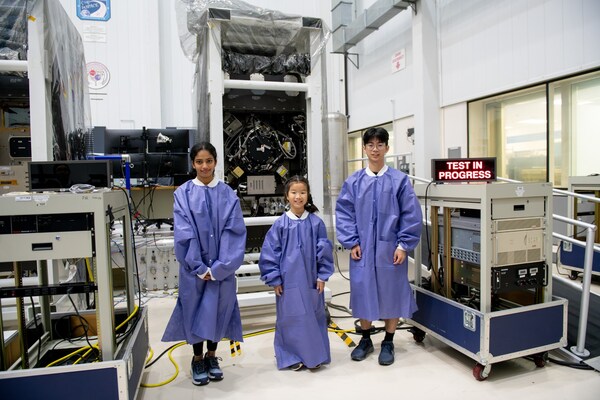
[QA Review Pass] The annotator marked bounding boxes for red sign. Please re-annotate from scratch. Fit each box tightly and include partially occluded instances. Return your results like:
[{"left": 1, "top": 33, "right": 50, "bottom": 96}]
[{"left": 432, "top": 158, "right": 496, "bottom": 183}]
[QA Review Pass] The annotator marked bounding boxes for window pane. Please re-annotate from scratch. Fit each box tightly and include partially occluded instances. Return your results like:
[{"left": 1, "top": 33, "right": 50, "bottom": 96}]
[
  {"left": 348, "top": 132, "right": 365, "bottom": 174},
  {"left": 469, "top": 86, "right": 547, "bottom": 182},
  {"left": 550, "top": 71, "right": 600, "bottom": 187},
  {"left": 572, "top": 77, "right": 600, "bottom": 176}
]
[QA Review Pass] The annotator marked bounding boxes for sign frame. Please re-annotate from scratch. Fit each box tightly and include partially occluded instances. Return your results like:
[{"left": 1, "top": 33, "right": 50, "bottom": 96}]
[{"left": 431, "top": 157, "right": 497, "bottom": 183}]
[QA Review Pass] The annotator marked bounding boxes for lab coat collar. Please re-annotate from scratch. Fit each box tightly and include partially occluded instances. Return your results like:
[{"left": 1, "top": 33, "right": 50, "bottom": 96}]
[
  {"left": 286, "top": 210, "right": 309, "bottom": 220},
  {"left": 192, "top": 177, "right": 218, "bottom": 187},
  {"left": 366, "top": 164, "right": 389, "bottom": 176}
]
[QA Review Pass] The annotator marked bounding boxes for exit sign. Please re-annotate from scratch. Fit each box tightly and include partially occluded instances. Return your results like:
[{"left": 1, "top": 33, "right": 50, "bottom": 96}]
[{"left": 432, "top": 158, "right": 497, "bottom": 183}]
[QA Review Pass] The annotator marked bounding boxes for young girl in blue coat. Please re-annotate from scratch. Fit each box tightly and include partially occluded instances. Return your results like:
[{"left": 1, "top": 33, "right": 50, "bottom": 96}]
[
  {"left": 162, "top": 142, "right": 247, "bottom": 385},
  {"left": 259, "top": 175, "right": 334, "bottom": 371}
]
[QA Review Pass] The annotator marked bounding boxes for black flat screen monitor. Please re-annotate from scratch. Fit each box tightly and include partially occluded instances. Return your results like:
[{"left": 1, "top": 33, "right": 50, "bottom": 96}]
[
  {"left": 93, "top": 127, "right": 192, "bottom": 155},
  {"left": 146, "top": 128, "right": 191, "bottom": 154},
  {"left": 28, "top": 160, "right": 112, "bottom": 192},
  {"left": 112, "top": 153, "right": 190, "bottom": 183},
  {"left": 101, "top": 128, "right": 144, "bottom": 154}
]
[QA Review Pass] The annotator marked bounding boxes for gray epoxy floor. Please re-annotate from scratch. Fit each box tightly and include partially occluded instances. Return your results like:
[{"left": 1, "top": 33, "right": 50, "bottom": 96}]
[{"left": 137, "top": 260, "right": 600, "bottom": 400}]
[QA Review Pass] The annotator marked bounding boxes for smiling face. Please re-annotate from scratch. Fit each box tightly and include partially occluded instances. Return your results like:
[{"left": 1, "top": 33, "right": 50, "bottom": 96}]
[
  {"left": 193, "top": 149, "right": 216, "bottom": 185},
  {"left": 286, "top": 181, "right": 308, "bottom": 216},
  {"left": 363, "top": 140, "right": 389, "bottom": 165}
]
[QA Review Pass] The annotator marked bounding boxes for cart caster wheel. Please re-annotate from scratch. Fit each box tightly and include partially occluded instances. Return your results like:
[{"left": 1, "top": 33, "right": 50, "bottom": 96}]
[
  {"left": 533, "top": 352, "right": 547, "bottom": 368},
  {"left": 569, "top": 271, "right": 579, "bottom": 280},
  {"left": 473, "top": 363, "right": 490, "bottom": 381},
  {"left": 408, "top": 327, "right": 426, "bottom": 343}
]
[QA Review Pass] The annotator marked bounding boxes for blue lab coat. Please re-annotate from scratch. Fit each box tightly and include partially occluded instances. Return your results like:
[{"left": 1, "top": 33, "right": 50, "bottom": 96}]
[
  {"left": 162, "top": 177, "right": 246, "bottom": 344},
  {"left": 259, "top": 211, "right": 334, "bottom": 369},
  {"left": 335, "top": 166, "right": 422, "bottom": 321}
]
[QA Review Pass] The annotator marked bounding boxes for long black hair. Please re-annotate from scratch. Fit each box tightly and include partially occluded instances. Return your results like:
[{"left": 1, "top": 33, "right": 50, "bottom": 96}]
[{"left": 284, "top": 175, "right": 319, "bottom": 213}]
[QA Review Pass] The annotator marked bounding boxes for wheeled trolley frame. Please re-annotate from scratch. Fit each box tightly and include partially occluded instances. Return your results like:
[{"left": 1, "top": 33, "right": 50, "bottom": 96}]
[{"left": 410, "top": 182, "right": 568, "bottom": 380}]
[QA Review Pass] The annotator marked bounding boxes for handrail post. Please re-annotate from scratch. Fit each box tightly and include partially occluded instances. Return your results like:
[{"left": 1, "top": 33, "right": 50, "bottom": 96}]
[{"left": 570, "top": 225, "right": 597, "bottom": 357}]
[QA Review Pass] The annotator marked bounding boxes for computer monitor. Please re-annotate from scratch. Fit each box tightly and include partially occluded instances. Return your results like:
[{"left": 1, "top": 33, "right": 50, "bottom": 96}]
[
  {"left": 28, "top": 160, "right": 112, "bottom": 192},
  {"left": 111, "top": 153, "right": 191, "bottom": 185},
  {"left": 91, "top": 127, "right": 193, "bottom": 186},
  {"left": 146, "top": 128, "right": 192, "bottom": 154},
  {"left": 102, "top": 128, "right": 144, "bottom": 154},
  {"left": 92, "top": 127, "right": 193, "bottom": 155}
]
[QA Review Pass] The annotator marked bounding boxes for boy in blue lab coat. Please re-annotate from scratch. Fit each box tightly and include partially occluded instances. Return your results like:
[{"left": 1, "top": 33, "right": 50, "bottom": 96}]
[{"left": 335, "top": 127, "right": 422, "bottom": 366}]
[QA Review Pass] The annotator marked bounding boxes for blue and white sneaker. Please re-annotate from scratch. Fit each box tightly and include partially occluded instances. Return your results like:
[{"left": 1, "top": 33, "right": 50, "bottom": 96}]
[
  {"left": 191, "top": 357, "right": 209, "bottom": 386},
  {"left": 204, "top": 353, "right": 224, "bottom": 381}
]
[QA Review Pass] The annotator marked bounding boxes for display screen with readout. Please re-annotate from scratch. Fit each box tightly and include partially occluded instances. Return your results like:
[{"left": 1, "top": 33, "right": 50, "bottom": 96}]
[{"left": 432, "top": 158, "right": 496, "bottom": 183}]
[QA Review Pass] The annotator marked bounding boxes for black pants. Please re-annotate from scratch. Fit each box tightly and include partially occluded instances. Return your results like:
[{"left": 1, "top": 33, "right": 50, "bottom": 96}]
[{"left": 192, "top": 340, "right": 218, "bottom": 356}]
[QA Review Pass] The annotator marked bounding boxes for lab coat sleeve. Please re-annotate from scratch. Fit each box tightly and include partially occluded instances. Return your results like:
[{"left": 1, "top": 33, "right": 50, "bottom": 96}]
[
  {"left": 396, "top": 176, "right": 423, "bottom": 252},
  {"left": 335, "top": 179, "right": 360, "bottom": 249},
  {"left": 315, "top": 219, "right": 334, "bottom": 282},
  {"left": 210, "top": 197, "right": 247, "bottom": 281},
  {"left": 258, "top": 221, "right": 283, "bottom": 288},
  {"left": 173, "top": 189, "right": 208, "bottom": 276}
]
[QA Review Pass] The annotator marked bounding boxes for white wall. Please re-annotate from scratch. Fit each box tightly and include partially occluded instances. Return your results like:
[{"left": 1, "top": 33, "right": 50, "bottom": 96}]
[
  {"left": 157, "top": 0, "right": 195, "bottom": 128},
  {"left": 58, "top": 0, "right": 162, "bottom": 129},
  {"left": 438, "top": 0, "right": 600, "bottom": 106},
  {"left": 441, "top": 102, "right": 467, "bottom": 157},
  {"left": 346, "top": 10, "right": 414, "bottom": 132}
]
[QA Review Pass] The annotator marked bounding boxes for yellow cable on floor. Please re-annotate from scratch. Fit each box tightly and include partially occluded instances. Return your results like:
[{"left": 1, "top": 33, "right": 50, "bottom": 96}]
[
  {"left": 142, "top": 331, "right": 276, "bottom": 388},
  {"left": 146, "top": 348, "right": 154, "bottom": 364},
  {"left": 242, "top": 328, "right": 275, "bottom": 338},
  {"left": 140, "top": 342, "right": 187, "bottom": 388}
]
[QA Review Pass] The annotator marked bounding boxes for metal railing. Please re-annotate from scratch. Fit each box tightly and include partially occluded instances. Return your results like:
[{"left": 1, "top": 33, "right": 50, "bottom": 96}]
[{"left": 496, "top": 177, "right": 600, "bottom": 357}]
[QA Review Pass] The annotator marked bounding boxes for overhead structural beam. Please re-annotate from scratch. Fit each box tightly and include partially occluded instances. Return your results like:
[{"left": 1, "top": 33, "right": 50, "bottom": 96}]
[{"left": 332, "top": 0, "right": 415, "bottom": 54}]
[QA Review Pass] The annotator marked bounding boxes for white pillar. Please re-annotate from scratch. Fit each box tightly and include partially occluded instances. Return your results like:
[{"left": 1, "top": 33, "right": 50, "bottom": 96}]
[
  {"left": 28, "top": 0, "right": 53, "bottom": 161},
  {"left": 412, "top": 0, "right": 441, "bottom": 179}
]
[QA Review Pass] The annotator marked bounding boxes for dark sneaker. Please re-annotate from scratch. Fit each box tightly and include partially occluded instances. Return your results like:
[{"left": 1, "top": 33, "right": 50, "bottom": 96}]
[
  {"left": 351, "top": 338, "right": 374, "bottom": 361},
  {"left": 289, "top": 362, "right": 304, "bottom": 371},
  {"left": 204, "top": 354, "right": 224, "bottom": 381},
  {"left": 191, "top": 358, "right": 209, "bottom": 386},
  {"left": 378, "top": 341, "right": 395, "bottom": 365}
]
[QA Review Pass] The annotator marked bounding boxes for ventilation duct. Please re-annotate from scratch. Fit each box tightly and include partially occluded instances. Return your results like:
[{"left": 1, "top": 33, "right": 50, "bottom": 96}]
[{"left": 331, "top": 0, "right": 415, "bottom": 53}]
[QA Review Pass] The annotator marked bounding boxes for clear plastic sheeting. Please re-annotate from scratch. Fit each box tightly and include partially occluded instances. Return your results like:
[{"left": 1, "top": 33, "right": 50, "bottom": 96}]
[
  {"left": 175, "top": 0, "right": 330, "bottom": 140},
  {"left": 0, "top": 0, "right": 30, "bottom": 68},
  {"left": 43, "top": 0, "right": 92, "bottom": 160},
  {"left": 222, "top": 50, "right": 311, "bottom": 76},
  {"left": 176, "top": 0, "right": 330, "bottom": 63},
  {"left": 0, "top": 0, "right": 91, "bottom": 160}
]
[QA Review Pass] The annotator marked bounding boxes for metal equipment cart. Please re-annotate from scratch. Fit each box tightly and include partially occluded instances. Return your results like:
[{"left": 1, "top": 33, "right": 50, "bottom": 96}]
[
  {"left": 0, "top": 191, "right": 148, "bottom": 400},
  {"left": 410, "top": 181, "right": 567, "bottom": 380}
]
